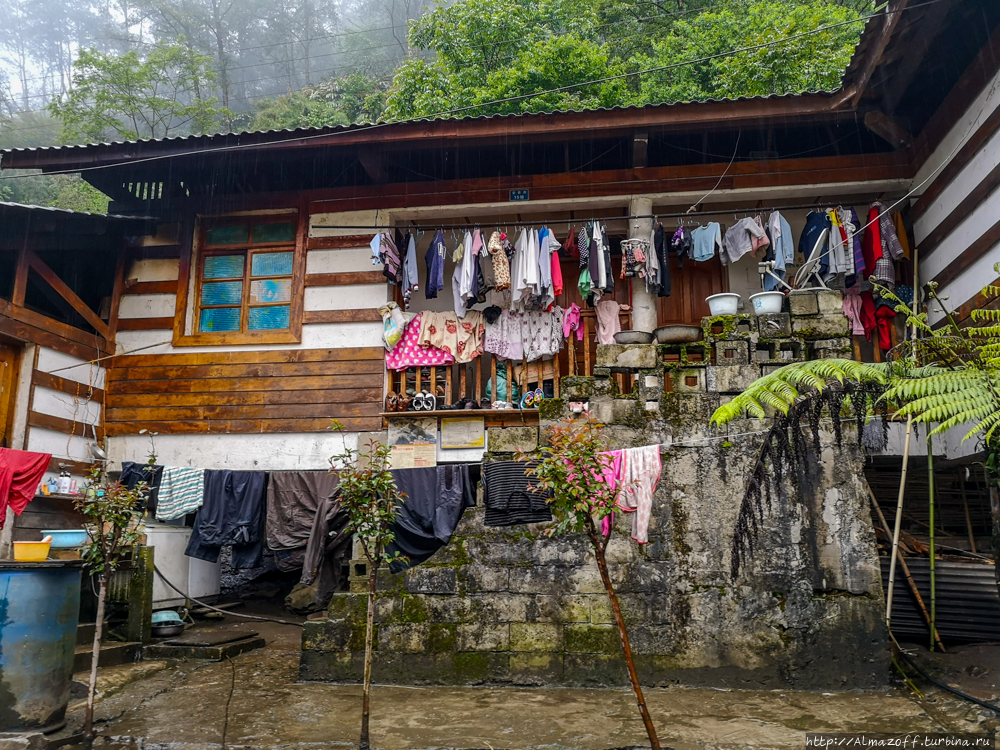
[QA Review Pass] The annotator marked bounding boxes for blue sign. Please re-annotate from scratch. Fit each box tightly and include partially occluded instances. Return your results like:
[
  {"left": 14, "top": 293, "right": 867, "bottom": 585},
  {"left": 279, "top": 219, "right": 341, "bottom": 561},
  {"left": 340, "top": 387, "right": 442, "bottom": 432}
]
[{"left": 509, "top": 189, "right": 530, "bottom": 202}]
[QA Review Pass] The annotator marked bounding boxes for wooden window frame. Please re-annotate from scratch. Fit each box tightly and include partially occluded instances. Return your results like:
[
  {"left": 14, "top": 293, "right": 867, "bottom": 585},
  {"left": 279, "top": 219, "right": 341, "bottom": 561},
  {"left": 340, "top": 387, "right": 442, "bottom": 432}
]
[{"left": 173, "top": 210, "right": 306, "bottom": 347}]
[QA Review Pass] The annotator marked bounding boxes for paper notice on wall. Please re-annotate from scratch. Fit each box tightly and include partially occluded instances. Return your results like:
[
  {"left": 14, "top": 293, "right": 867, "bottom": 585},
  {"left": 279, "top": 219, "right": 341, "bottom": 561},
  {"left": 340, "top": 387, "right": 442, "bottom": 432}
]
[
  {"left": 389, "top": 443, "right": 437, "bottom": 470},
  {"left": 387, "top": 416, "right": 437, "bottom": 446},
  {"left": 440, "top": 417, "right": 485, "bottom": 450}
]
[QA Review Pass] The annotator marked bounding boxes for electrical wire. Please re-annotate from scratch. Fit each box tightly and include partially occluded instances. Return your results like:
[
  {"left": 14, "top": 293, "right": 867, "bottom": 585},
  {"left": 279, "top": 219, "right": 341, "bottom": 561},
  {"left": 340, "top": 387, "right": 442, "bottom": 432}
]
[
  {"left": 0, "top": 0, "right": 944, "bottom": 181},
  {"left": 152, "top": 564, "right": 305, "bottom": 628},
  {"left": 892, "top": 635, "right": 1000, "bottom": 715},
  {"left": 221, "top": 656, "right": 236, "bottom": 750}
]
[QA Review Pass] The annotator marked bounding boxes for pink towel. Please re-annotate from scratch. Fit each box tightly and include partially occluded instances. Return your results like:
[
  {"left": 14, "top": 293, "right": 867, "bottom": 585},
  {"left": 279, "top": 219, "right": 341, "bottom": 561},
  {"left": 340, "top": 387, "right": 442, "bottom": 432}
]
[{"left": 615, "top": 446, "right": 661, "bottom": 544}]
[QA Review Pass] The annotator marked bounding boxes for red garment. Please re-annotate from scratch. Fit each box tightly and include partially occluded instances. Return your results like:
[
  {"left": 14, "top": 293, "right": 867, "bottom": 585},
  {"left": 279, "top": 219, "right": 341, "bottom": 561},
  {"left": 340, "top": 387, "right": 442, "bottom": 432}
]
[
  {"left": 860, "top": 291, "right": 878, "bottom": 342},
  {"left": 551, "top": 251, "right": 564, "bottom": 297},
  {"left": 0, "top": 448, "right": 52, "bottom": 529},
  {"left": 875, "top": 305, "right": 896, "bottom": 351},
  {"left": 861, "top": 206, "right": 883, "bottom": 277}
]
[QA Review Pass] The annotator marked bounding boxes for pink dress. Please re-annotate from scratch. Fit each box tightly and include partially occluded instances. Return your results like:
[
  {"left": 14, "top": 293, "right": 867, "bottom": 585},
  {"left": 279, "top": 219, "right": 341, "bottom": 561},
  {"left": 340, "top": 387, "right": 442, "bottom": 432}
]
[{"left": 385, "top": 313, "right": 455, "bottom": 371}]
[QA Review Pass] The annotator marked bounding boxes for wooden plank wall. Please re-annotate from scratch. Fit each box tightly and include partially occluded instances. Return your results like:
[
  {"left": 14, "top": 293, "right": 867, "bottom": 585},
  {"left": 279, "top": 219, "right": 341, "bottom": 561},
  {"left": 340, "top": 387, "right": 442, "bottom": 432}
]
[{"left": 104, "top": 347, "right": 385, "bottom": 435}]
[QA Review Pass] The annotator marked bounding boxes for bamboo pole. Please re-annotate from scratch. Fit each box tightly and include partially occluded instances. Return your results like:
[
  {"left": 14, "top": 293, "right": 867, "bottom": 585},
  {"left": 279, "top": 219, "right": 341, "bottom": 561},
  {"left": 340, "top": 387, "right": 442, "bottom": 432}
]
[
  {"left": 867, "top": 483, "right": 945, "bottom": 652},
  {"left": 928, "top": 434, "right": 937, "bottom": 651},
  {"left": 960, "top": 468, "right": 978, "bottom": 553}
]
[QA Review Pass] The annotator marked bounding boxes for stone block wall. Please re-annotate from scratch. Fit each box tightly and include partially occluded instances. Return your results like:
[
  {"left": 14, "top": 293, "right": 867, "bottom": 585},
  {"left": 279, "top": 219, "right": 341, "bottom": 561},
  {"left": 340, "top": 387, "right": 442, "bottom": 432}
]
[{"left": 300, "top": 292, "right": 888, "bottom": 689}]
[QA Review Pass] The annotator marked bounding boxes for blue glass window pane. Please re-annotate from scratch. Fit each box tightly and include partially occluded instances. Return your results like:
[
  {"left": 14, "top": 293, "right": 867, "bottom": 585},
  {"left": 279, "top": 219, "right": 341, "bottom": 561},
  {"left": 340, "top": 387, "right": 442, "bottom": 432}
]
[
  {"left": 251, "top": 222, "right": 295, "bottom": 244},
  {"left": 248, "top": 306, "right": 290, "bottom": 330},
  {"left": 249, "top": 278, "right": 291, "bottom": 304},
  {"left": 203, "top": 255, "right": 244, "bottom": 279},
  {"left": 251, "top": 251, "right": 293, "bottom": 277},
  {"left": 201, "top": 281, "right": 243, "bottom": 306},
  {"left": 206, "top": 224, "right": 249, "bottom": 246},
  {"left": 199, "top": 307, "right": 240, "bottom": 332}
]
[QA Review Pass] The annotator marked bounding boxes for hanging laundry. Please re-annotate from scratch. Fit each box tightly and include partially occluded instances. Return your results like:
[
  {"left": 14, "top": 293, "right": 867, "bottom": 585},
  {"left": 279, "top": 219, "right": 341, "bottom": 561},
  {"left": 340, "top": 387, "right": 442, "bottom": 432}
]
[
  {"left": 488, "top": 231, "right": 512, "bottom": 291},
  {"left": 600, "top": 224, "right": 614, "bottom": 295},
  {"left": 418, "top": 311, "right": 485, "bottom": 364},
  {"left": 595, "top": 299, "right": 621, "bottom": 345},
  {"left": 721, "top": 217, "right": 768, "bottom": 266},
  {"left": 691, "top": 222, "right": 722, "bottom": 262},
  {"left": 186, "top": 470, "right": 267, "bottom": 568},
  {"left": 620, "top": 238, "right": 648, "bottom": 279},
  {"left": 861, "top": 205, "right": 883, "bottom": 277},
  {"left": 0, "top": 448, "right": 51, "bottom": 530},
  {"left": 119, "top": 461, "right": 163, "bottom": 515},
  {"left": 824, "top": 209, "right": 850, "bottom": 279},
  {"left": 386, "top": 464, "right": 478, "bottom": 573},
  {"left": 536, "top": 228, "right": 554, "bottom": 309},
  {"left": 369, "top": 234, "right": 382, "bottom": 266},
  {"left": 452, "top": 231, "right": 476, "bottom": 317},
  {"left": 478, "top": 232, "right": 497, "bottom": 301},
  {"left": 563, "top": 227, "right": 578, "bottom": 259},
  {"left": 849, "top": 207, "right": 866, "bottom": 284},
  {"left": 155, "top": 466, "right": 205, "bottom": 521},
  {"left": 800, "top": 211, "right": 832, "bottom": 277},
  {"left": 483, "top": 461, "right": 552, "bottom": 527},
  {"left": 615, "top": 446, "right": 661, "bottom": 545},
  {"left": 425, "top": 230, "right": 447, "bottom": 299},
  {"left": 400, "top": 231, "right": 419, "bottom": 308},
  {"left": 645, "top": 227, "right": 661, "bottom": 295},
  {"left": 550, "top": 241, "right": 564, "bottom": 298},
  {"left": 385, "top": 313, "right": 455, "bottom": 371},
  {"left": 577, "top": 225, "right": 591, "bottom": 268},
  {"left": 484, "top": 309, "right": 524, "bottom": 361},
  {"left": 671, "top": 225, "right": 692, "bottom": 269},
  {"left": 379, "top": 233, "right": 401, "bottom": 283},
  {"left": 843, "top": 287, "right": 866, "bottom": 336},
  {"left": 562, "top": 303, "right": 583, "bottom": 341},
  {"left": 874, "top": 202, "right": 905, "bottom": 260},
  {"left": 512, "top": 228, "right": 540, "bottom": 311},
  {"left": 893, "top": 212, "right": 912, "bottom": 260},
  {"left": 597, "top": 450, "right": 624, "bottom": 538},
  {"left": 764, "top": 211, "right": 794, "bottom": 291},
  {"left": 519, "top": 308, "right": 565, "bottom": 361}
]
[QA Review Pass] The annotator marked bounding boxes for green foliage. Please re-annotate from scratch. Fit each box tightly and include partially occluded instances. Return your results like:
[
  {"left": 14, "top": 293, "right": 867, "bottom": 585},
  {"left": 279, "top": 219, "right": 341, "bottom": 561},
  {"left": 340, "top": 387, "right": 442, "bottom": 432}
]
[
  {"left": 251, "top": 90, "right": 347, "bottom": 131},
  {"left": 250, "top": 72, "right": 388, "bottom": 130},
  {"left": 522, "top": 415, "right": 618, "bottom": 543},
  {"left": 48, "top": 39, "right": 228, "bottom": 143},
  {"left": 329, "top": 423, "right": 404, "bottom": 569},
  {"left": 384, "top": 0, "right": 870, "bottom": 120},
  {"left": 75, "top": 468, "right": 146, "bottom": 579}
]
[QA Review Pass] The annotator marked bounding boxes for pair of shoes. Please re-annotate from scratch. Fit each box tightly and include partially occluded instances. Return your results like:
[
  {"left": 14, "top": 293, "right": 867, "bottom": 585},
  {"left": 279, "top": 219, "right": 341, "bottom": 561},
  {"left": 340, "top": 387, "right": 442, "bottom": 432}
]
[
  {"left": 411, "top": 392, "right": 438, "bottom": 411},
  {"left": 520, "top": 388, "right": 544, "bottom": 409},
  {"left": 385, "top": 391, "right": 399, "bottom": 412}
]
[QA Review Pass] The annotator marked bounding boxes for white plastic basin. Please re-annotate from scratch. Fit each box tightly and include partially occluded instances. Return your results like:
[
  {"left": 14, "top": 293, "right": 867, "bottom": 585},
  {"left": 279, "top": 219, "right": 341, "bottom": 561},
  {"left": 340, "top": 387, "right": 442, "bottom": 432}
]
[
  {"left": 749, "top": 291, "right": 784, "bottom": 315},
  {"left": 705, "top": 293, "right": 741, "bottom": 316}
]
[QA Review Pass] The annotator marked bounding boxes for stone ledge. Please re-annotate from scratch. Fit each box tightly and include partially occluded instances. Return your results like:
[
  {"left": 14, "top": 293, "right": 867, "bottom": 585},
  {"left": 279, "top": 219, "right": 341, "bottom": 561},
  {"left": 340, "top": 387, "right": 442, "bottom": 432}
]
[{"left": 595, "top": 343, "right": 658, "bottom": 371}]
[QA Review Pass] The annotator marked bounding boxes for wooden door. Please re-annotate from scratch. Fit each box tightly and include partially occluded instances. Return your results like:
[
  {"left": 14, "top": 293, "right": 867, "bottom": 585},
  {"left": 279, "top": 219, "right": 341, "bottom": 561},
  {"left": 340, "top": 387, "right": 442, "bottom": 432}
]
[
  {"left": 656, "top": 253, "right": 727, "bottom": 326},
  {"left": 0, "top": 342, "right": 20, "bottom": 448}
]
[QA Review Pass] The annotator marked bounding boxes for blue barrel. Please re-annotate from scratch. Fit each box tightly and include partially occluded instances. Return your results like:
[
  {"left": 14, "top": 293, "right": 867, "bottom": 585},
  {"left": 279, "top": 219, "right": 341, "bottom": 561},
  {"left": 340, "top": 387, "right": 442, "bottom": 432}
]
[{"left": 0, "top": 561, "right": 83, "bottom": 731}]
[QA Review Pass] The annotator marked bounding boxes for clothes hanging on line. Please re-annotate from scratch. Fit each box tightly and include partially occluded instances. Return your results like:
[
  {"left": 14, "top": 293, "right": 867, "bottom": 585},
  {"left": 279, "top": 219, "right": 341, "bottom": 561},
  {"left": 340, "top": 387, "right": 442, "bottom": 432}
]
[
  {"left": 386, "top": 463, "right": 478, "bottom": 573},
  {"left": 483, "top": 461, "right": 552, "bottom": 527},
  {"left": 186, "top": 470, "right": 267, "bottom": 568},
  {"left": 400, "top": 231, "right": 419, "bottom": 307},
  {"left": 488, "top": 231, "right": 512, "bottom": 291},
  {"left": 764, "top": 211, "right": 794, "bottom": 291},
  {"left": 378, "top": 302, "right": 412, "bottom": 351},
  {"left": 371, "top": 232, "right": 401, "bottom": 283},
  {"left": 483, "top": 307, "right": 565, "bottom": 362},
  {"left": 562, "top": 303, "right": 583, "bottom": 341},
  {"left": 0, "top": 448, "right": 51, "bottom": 530},
  {"left": 595, "top": 300, "right": 621, "bottom": 345},
  {"left": 613, "top": 445, "right": 661, "bottom": 545},
  {"left": 385, "top": 313, "right": 456, "bottom": 371},
  {"left": 418, "top": 311, "right": 485, "bottom": 364},
  {"left": 721, "top": 216, "right": 768, "bottom": 266},
  {"left": 424, "top": 230, "right": 447, "bottom": 299},
  {"left": 155, "top": 466, "right": 205, "bottom": 521},
  {"left": 842, "top": 287, "right": 865, "bottom": 336},
  {"left": 691, "top": 222, "right": 722, "bottom": 262},
  {"left": 119, "top": 461, "right": 163, "bottom": 514}
]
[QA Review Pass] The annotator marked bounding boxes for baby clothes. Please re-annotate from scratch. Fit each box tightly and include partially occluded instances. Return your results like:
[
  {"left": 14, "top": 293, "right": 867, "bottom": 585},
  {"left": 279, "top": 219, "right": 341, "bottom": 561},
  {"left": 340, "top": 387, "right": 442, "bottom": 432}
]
[
  {"left": 484, "top": 310, "right": 524, "bottom": 361},
  {"left": 562, "top": 303, "right": 583, "bottom": 341},
  {"left": 385, "top": 313, "right": 455, "bottom": 370},
  {"left": 691, "top": 222, "right": 722, "bottom": 261},
  {"left": 520, "top": 308, "right": 564, "bottom": 362},
  {"left": 418, "top": 311, "right": 485, "bottom": 364}
]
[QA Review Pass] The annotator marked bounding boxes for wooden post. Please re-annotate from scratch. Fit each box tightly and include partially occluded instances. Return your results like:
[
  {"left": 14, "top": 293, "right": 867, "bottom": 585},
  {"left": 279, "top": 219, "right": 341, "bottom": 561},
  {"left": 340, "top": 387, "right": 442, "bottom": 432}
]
[
  {"left": 928, "top": 435, "right": 937, "bottom": 651},
  {"left": 459, "top": 365, "right": 467, "bottom": 402},
  {"left": 506, "top": 361, "right": 513, "bottom": 404},
  {"left": 475, "top": 358, "right": 482, "bottom": 405},
  {"left": 415, "top": 366, "right": 422, "bottom": 394},
  {"left": 960, "top": 468, "right": 978, "bottom": 553},
  {"left": 554, "top": 361, "right": 560, "bottom": 398},
  {"left": 583, "top": 318, "right": 592, "bottom": 376},
  {"left": 430, "top": 366, "right": 437, "bottom": 396},
  {"left": 490, "top": 356, "right": 497, "bottom": 405},
  {"left": 568, "top": 333, "right": 577, "bottom": 376},
  {"left": 852, "top": 335, "right": 863, "bottom": 362},
  {"left": 445, "top": 367, "right": 453, "bottom": 404}
]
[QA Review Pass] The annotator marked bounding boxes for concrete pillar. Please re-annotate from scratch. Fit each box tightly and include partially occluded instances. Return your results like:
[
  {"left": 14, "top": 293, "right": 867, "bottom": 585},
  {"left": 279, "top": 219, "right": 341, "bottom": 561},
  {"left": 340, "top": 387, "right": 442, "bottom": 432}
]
[{"left": 628, "top": 195, "right": 657, "bottom": 333}]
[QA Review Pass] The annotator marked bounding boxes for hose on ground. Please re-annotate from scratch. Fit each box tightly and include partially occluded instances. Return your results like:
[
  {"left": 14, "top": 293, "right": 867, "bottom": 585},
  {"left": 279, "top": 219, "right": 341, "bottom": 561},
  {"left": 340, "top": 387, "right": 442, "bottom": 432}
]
[
  {"left": 153, "top": 564, "right": 304, "bottom": 628},
  {"left": 892, "top": 635, "right": 1000, "bottom": 714}
]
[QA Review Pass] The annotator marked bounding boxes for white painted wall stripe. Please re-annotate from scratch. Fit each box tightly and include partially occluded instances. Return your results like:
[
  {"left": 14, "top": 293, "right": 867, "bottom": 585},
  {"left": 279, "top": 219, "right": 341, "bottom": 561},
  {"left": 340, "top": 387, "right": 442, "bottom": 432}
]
[
  {"left": 304, "top": 284, "right": 389, "bottom": 311},
  {"left": 118, "top": 293, "right": 177, "bottom": 319},
  {"left": 35, "top": 348, "right": 106, "bottom": 389}
]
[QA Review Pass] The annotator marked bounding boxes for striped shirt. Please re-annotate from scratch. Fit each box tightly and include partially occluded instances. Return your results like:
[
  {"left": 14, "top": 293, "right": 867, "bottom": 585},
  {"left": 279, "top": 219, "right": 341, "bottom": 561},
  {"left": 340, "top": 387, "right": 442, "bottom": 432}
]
[
  {"left": 483, "top": 461, "right": 552, "bottom": 527},
  {"left": 155, "top": 467, "right": 205, "bottom": 521}
]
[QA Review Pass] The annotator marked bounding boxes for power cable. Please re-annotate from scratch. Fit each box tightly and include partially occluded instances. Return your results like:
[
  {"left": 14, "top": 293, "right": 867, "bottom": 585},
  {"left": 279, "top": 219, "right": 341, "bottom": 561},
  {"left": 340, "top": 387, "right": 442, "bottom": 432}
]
[
  {"left": 0, "top": 1, "right": 929, "bottom": 181},
  {"left": 892, "top": 634, "right": 1000, "bottom": 715}
]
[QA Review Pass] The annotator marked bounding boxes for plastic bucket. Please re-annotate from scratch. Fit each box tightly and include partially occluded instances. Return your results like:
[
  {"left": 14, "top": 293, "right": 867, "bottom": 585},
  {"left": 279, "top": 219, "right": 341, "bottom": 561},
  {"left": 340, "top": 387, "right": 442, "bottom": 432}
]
[
  {"left": 749, "top": 291, "right": 784, "bottom": 315},
  {"left": 705, "top": 293, "right": 741, "bottom": 316}
]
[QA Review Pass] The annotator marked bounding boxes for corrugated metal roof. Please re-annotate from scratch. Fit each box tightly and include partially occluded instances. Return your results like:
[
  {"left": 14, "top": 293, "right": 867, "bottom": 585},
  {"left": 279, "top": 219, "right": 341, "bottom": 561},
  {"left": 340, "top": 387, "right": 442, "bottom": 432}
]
[
  {"left": 0, "top": 201, "right": 154, "bottom": 222},
  {"left": 0, "top": 90, "right": 838, "bottom": 158}
]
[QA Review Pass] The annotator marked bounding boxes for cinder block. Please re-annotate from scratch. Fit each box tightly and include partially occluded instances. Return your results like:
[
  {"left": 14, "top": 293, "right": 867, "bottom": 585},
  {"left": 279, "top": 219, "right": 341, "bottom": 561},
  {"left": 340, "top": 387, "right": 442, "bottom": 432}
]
[
  {"left": 789, "top": 291, "right": 818, "bottom": 316},
  {"left": 702, "top": 314, "right": 755, "bottom": 340},
  {"left": 816, "top": 289, "right": 844, "bottom": 315},
  {"left": 791, "top": 314, "right": 851, "bottom": 340},
  {"left": 757, "top": 312, "right": 791, "bottom": 338},
  {"left": 509, "top": 622, "right": 562, "bottom": 652},
  {"left": 668, "top": 368, "right": 706, "bottom": 393},
  {"left": 659, "top": 343, "right": 710, "bottom": 369},
  {"left": 595, "top": 343, "right": 658, "bottom": 371},
  {"left": 811, "top": 337, "right": 854, "bottom": 360},
  {"left": 712, "top": 340, "right": 750, "bottom": 365},
  {"left": 753, "top": 338, "right": 806, "bottom": 364},
  {"left": 706, "top": 365, "right": 761, "bottom": 394}
]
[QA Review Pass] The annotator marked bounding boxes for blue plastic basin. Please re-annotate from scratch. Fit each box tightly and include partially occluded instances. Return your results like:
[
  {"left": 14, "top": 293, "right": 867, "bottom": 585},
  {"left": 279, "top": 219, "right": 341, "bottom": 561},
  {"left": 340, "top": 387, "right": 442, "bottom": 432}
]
[{"left": 41, "top": 530, "right": 89, "bottom": 548}]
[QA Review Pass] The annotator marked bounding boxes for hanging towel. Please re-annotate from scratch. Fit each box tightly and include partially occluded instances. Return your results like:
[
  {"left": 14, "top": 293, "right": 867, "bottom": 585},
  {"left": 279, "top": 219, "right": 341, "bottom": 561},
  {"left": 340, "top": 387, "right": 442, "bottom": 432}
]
[
  {"left": 598, "top": 450, "right": 624, "bottom": 538},
  {"left": 615, "top": 446, "right": 661, "bottom": 545},
  {"left": 186, "top": 470, "right": 267, "bottom": 568},
  {"left": 156, "top": 467, "right": 205, "bottom": 521},
  {"left": 594, "top": 300, "right": 621, "bottom": 345},
  {"left": 483, "top": 461, "right": 552, "bottom": 527},
  {"left": 0, "top": 448, "right": 51, "bottom": 530},
  {"left": 387, "top": 464, "right": 477, "bottom": 573}
]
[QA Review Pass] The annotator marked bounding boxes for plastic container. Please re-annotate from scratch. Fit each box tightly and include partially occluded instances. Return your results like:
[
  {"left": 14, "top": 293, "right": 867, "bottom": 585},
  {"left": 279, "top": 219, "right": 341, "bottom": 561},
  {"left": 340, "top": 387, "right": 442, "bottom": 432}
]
[
  {"left": 13, "top": 540, "right": 52, "bottom": 562},
  {"left": 42, "top": 530, "right": 88, "bottom": 548},
  {"left": 0, "top": 560, "right": 83, "bottom": 731},
  {"left": 705, "top": 293, "right": 741, "bottom": 316},
  {"left": 749, "top": 291, "right": 784, "bottom": 315}
]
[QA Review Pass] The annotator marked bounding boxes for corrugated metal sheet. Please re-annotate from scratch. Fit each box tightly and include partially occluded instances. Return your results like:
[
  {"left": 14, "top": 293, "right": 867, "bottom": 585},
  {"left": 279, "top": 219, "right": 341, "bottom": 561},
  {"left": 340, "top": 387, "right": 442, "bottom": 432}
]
[
  {"left": 0, "top": 200, "right": 149, "bottom": 222},
  {"left": 881, "top": 557, "right": 1000, "bottom": 643}
]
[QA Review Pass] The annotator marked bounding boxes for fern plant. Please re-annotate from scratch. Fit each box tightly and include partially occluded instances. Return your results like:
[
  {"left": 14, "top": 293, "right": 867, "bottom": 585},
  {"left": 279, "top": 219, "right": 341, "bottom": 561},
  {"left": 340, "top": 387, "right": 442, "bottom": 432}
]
[{"left": 711, "top": 276, "right": 1000, "bottom": 577}]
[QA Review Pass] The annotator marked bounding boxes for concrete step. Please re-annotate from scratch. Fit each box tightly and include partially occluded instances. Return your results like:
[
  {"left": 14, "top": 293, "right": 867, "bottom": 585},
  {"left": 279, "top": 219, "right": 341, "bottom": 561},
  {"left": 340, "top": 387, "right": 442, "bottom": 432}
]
[
  {"left": 76, "top": 622, "right": 96, "bottom": 647},
  {"left": 72, "top": 641, "right": 142, "bottom": 673}
]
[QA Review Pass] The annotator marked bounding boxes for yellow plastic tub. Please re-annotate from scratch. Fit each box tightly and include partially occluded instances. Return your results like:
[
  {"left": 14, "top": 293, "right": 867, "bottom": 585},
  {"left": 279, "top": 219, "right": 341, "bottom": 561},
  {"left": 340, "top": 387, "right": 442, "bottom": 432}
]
[{"left": 13, "top": 540, "right": 52, "bottom": 562}]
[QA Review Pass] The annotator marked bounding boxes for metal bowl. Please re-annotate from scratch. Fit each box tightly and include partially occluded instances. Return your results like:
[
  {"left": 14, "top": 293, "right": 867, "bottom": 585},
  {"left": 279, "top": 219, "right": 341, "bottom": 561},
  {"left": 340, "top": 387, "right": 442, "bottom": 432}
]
[
  {"left": 613, "top": 330, "right": 654, "bottom": 345},
  {"left": 151, "top": 623, "right": 185, "bottom": 638},
  {"left": 654, "top": 325, "right": 703, "bottom": 344}
]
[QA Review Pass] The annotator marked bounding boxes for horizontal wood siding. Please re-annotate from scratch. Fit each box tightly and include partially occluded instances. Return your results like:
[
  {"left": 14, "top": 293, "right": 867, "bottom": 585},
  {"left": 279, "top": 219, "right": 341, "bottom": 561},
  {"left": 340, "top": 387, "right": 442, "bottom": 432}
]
[{"left": 104, "top": 346, "right": 384, "bottom": 435}]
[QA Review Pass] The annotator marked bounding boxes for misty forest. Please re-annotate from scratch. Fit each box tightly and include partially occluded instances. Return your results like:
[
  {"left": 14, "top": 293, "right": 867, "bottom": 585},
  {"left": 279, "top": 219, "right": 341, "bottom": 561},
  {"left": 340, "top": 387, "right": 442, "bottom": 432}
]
[{"left": 0, "top": 0, "right": 876, "bottom": 211}]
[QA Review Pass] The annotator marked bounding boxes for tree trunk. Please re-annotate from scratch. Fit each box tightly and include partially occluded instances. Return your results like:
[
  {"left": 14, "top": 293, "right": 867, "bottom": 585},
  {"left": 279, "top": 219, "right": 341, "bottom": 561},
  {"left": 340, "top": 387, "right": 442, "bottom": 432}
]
[
  {"left": 359, "top": 559, "right": 377, "bottom": 750},
  {"left": 84, "top": 575, "right": 108, "bottom": 741},
  {"left": 592, "top": 539, "right": 661, "bottom": 750}
]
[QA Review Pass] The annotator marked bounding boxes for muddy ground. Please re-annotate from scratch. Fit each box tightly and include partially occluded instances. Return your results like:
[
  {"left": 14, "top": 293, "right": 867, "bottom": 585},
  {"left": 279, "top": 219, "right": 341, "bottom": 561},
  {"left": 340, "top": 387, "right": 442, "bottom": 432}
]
[{"left": 66, "top": 612, "right": 1000, "bottom": 750}]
